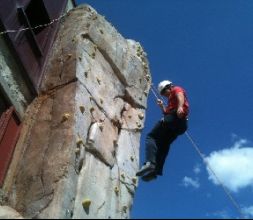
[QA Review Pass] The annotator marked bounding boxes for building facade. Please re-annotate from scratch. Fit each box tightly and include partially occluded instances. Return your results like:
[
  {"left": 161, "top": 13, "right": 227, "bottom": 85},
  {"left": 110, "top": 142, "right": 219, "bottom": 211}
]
[{"left": 0, "top": 0, "right": 76, "bottom": 188}]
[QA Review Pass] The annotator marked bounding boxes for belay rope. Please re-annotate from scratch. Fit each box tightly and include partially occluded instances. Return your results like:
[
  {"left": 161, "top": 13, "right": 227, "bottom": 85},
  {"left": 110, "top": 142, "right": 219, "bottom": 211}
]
[{"left": 149, "top": 83, "right": 245, "bottom": 218}]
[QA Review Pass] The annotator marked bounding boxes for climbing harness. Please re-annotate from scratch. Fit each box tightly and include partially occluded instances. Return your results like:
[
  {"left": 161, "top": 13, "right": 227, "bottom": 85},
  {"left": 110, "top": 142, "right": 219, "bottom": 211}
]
[{"left": 149, "top": 82, "right": 245, "bottom": 218}]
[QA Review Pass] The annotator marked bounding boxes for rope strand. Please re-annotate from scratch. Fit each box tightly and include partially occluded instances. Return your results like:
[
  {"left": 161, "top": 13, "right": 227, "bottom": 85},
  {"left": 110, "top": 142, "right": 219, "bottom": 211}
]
[{"left": 185, "top": 131, "right": 245, "bottom": 218}]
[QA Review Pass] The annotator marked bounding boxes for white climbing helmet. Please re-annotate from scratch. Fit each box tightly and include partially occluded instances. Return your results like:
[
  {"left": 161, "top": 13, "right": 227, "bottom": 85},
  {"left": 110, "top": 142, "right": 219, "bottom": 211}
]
[{"left": 158, "top": 80, "right": 173, "bottom": 94}]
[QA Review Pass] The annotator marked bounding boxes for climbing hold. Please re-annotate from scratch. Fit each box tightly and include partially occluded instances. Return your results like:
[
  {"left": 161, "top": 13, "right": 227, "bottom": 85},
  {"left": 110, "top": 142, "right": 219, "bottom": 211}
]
[
  {"left": 79, "top": 106, "right": 85, "bottom": 114},
  {"left": 138, "top": 113, "right": 144, "bottom": 120},
  {"left": 98, "top": 123, "right": 104, "bottom": 132},
  {"left": 79, "top": 56, "right": 82, "bottom": 61},
  {"left": 132, "top": 177, "right": 137, "bottom": 185},
  {"left": 99, "top": 118, "right": 105, "bottom": 123},
  {"left": 82, "top": 199, "right": 91, "bottom": 209},
  {"left": 96, "top": 77, "right": 101, "bottom": 85},
  {"left": 145, "top": 76, "right": 151, "bottom": 82},
  {"left": 128, "top": 115, "right": 132, "bottom": 119},
  {"left": 84, "top": 72, "right": 88, "bottom": 78},
  {"left": 90, "top": 107, "right": 95, "bottom": 113},
  {"left": 144, "top": 91, "right": 148, "bottom": 96},
  {"left": 114, "top": 186, "right": 119, "bottom": 195},
  {"left": 137, "top": 45, "right": 142, "bottom": 52},
  {"left": 92, "top": 15, "right": 98, "bottom": 20},
  {"left": 76, "top": 138, "right": 84, "bottom": 147},
  {"left": 142, "top": 63, "right": 148, "bottom": 70},
  {"left": 121, "top": 173, "right": 125, "bottom": 180},
  {"left": 136, "top": 122, "right": 142, "bottom": 128},
  {"left": 67, "top": 54, "right": 72, "bottom": 59},
  {"left": 99, "top": 29, "right": 104, "bottom": 34},
  {"left": 122, "top": 206, "right": 128, "bottom": 213},
  {"left": 91, "top": 52, "right": 96, "bottom": 59},
  {"left": 130, "top": 156, "right": 134, "bottom": 162},
  {"left": 61, "top": 113, "right": 71, "bottom": 123}
]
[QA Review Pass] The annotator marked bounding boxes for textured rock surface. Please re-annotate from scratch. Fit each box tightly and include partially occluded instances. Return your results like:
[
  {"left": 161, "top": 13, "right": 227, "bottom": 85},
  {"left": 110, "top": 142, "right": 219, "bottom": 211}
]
[
  {"left": 0, "top": 206, "right": 23, "bottom": 219},
  {"left": 6, "top": 5, "right": 151, "bottom": 219}
]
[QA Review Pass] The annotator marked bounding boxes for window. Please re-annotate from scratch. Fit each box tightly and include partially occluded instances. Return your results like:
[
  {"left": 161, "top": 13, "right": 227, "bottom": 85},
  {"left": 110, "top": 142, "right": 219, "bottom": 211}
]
[
  {"left": 25, "top": 0, "right": 51, "bottom": 35},
  {"left": 17, "top": 0, "right": 51, "bottom": 57}
]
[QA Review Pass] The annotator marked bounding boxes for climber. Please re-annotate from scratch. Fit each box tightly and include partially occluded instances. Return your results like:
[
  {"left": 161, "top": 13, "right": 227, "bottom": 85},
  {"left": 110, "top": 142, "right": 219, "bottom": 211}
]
[{"left": 136, "top": 80, "right": 189, "bottom": 182}]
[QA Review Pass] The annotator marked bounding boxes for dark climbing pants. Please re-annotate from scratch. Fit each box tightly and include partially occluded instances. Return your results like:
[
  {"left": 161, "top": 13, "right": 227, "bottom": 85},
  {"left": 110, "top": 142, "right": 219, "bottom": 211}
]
[{"left": 145, "top": 113, "right": 188, "bottom": 176}]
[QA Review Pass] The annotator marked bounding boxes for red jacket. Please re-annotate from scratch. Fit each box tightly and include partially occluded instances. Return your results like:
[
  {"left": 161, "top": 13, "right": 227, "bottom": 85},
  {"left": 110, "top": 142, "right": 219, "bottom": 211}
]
[{"left": 164, "top": 86, "right": 189, "bottom": 117}]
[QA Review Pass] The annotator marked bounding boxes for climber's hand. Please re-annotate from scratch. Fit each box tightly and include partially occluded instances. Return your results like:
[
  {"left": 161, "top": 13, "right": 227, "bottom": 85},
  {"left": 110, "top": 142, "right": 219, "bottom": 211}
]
[
  {"left": 157, "top": 99, "right": 163, "bottom": 107},
  {"left": 177, "top": 106, "right": 185, "bottom": 118}
]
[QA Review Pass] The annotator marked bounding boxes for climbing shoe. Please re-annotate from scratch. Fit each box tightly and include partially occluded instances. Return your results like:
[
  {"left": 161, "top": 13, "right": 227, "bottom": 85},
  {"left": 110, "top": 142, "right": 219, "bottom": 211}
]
[
  {"left": 141, "top": 170, "right": 157, "bottom": 182},
  {"left": 136, "top": 162, "right": 156, "bottom": 177}
]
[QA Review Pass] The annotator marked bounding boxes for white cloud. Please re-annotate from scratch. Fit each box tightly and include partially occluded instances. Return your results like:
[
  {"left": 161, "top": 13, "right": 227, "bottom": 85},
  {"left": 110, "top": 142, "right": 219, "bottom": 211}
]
[
  {"left": 242, "top": 206, "right": 253, "bottom": 219},
  {"left": 182, "top": 176, "right": 200, "bottom": 189},
  {"left": 206, "top": 210, "right": 231, "bottom": 219},
  {"left": 193, "top": 164, "right": 201, "bottom": 175},
  {"left": 205, "top": 139, "right": 253, "bottom": 192}
]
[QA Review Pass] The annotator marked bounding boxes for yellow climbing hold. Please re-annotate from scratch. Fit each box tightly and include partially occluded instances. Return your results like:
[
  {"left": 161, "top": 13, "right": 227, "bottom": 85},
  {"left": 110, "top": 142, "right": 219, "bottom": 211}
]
[
  {"left": 82, "top": 199, "right": 91, "bottom": 209},
  {"left": 138, "top": 113, "right": 144, "bottom": 120},
  {"left": 61, "top": 113, "right": 71, "bottom": 123},
  {"left": 132, "top": 177, "right": 137, "bottom": 184},
  {"left": 114, "top": 186, "right": 119, "bottom": 195},
  {"left": 76, "top": 138, "right": 84, "bottom": 147}
]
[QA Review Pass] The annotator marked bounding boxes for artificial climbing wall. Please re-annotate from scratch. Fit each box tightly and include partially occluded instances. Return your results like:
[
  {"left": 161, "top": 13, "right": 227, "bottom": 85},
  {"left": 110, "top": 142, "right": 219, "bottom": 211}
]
[{"left": 5, "top": 4, "right": 151, "bottom": 219}]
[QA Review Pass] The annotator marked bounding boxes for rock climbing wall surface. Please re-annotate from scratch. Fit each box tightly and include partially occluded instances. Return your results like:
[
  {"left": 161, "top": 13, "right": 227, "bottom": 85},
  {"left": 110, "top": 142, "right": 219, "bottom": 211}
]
[{"left": 7, "top": 5, "right": 151, "bottom": 219}]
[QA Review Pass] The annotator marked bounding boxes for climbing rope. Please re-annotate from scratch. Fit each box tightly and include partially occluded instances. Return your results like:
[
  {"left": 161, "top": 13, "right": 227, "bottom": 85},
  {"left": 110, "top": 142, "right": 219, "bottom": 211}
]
[
  {"left": 185, "top": 131, "right": 244, "bottom": 218},
  {"left": 149, "top": 83, "right": 245, "bottom": 218}
]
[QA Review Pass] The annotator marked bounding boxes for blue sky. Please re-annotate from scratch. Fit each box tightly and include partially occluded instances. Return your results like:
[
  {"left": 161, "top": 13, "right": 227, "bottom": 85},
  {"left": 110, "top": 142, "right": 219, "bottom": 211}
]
[{"left": 77, "top": 1, "right": 253, "bottom": 218}]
